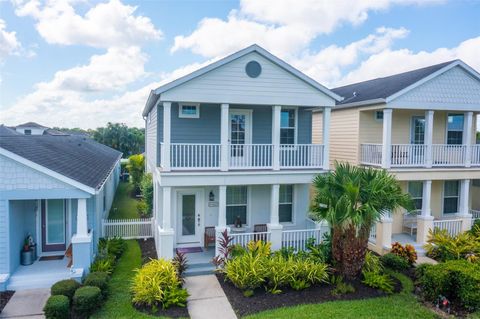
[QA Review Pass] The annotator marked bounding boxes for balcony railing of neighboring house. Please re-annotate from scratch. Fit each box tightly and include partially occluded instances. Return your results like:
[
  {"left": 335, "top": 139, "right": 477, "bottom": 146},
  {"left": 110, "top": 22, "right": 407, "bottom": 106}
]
[
  {"left": 471, "top": 209, "right": 480, "bottom": 221},
  {"left": 160, "top": 143, "right": 324, "bottom": 170},
  {"left": 360, "top": 143, "right": 478, "bottom": 168}
]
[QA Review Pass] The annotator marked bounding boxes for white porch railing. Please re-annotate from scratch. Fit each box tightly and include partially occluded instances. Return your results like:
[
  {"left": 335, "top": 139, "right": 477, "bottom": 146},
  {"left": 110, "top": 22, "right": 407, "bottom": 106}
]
[
  {"left": 229, "top": 144, "right": 273, "bottom": 169},
  {"left": 432, "top": 144, "right": 466, "bottom": 166},
  {"left": 170, "top": 143, "right": 220, "bottom": 170},
  {"left": 369, "top": 224, "right": 377, "bottom": 244},
  {"left": 281, "top": 228, "right": 326, "bottom": 252},
  {"left": 433, "top": 219, "right": 463, "bottom": 236},
  {"left": 280, "top": 144, "right": 324, "bottom": 168},
  {"left": 391, "top": 144, "right": 426, "bottom": 167},
  {"left": 471, "top": 209, "right": 480, "bottom": 221},
  {"left": 230, "top": 231, "right": 271, "bottom": 247},
  {"left": 471, "top": 145, "right": 480, "bottom": 166},
  {"left": 360, "top": 143, "right": 382, "bottom": 166},
  {"left": 102, "top": 218, "right": 154, "bottom": 239}
]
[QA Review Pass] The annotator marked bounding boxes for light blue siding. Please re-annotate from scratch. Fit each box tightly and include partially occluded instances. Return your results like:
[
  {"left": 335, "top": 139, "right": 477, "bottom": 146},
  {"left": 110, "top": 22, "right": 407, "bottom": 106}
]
[
  {"left": 171, "top": 103, "right": 221, "bottom": 144},
  {"left": 9, "top": 200, "right": 36, "bottom": 273},
  {"left": 0, "top": 200, "right": 9, "bottom": 274}
]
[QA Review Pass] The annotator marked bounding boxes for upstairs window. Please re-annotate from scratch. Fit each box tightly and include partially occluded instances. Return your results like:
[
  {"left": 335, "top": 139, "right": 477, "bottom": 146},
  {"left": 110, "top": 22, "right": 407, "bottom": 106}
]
[
  {"left": 24, "top": 129, "right": 32, "bottom": 135},
  {"left": 279, "top": 185, "right": 294, "bottom": 223},
  {"left": 408, "top": 181, "right": 423, "bottom": 211},
  {"left": 179, "top": 103, "right": 200, "bottom": 118},
  {"left": 226, "top": 186, "right": 248, "bottom": 225},
  {"left": 280, "top": 108, "right": 296, "bottom": 145},
  {"left": 443, "top": 180, "right": 459, "bottom": 214},
  {"left": 447, "top": 114, "right": 464, "bottom": 145}
]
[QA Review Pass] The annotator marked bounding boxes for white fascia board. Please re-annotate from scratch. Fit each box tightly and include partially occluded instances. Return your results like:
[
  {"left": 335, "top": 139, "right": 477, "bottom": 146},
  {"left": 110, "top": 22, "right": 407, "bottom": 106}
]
[
  {"left": 0, "top": 147, "right": 96, "bottom": 195},
  {"left": 331, "top": 99, "right": 387, "bottom": 111},
  {"left": 95, "top": 156, "right": 122, "bottom": 194}
]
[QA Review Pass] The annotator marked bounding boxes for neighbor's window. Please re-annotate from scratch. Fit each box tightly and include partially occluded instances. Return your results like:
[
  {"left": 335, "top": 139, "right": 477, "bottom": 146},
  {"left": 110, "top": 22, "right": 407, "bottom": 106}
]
[
  {"left": 179, "top": 103, "right": 200, "bottom": 118},
  {"left": 408, "top": 181, "right": 423, "bottom": 211},
  {"left": 24, "top": 129, "right": 32, "bottom": 135},
  {"left": 446, "top": 114, "right": 464, "bottom": 145},
  {"left": 279, "top": 185, "right": 294, "bottom": 223},
  {"left": 280, "top": 108, "right": 296, "bottom": 145},
  {"left": 443, "top": 180, "right": 459, "bottom": 214},
  {"left": 226, "top": 186, "right": 248, "bottom": 225},
  {"left": 375, "top": 111, "right": 384, "bottom": 121}
]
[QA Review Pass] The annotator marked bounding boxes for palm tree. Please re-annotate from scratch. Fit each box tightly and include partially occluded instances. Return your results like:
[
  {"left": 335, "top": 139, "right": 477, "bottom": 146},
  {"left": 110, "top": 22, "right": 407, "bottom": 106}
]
[{"left": 311, "top": 162, "right": 412, "bottom": 279}]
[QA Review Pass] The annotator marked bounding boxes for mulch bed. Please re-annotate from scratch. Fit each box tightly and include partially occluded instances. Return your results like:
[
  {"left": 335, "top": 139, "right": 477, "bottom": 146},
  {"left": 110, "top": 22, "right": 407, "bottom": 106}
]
[
  {"left": 137, "top": 238, "right": 158, "bottom": 264},
  {"left": 0, "top": 291, "right": 14, "bottom": 314},
  {"left": 216, "top": 273, "right": 401, "bottom": 317}
]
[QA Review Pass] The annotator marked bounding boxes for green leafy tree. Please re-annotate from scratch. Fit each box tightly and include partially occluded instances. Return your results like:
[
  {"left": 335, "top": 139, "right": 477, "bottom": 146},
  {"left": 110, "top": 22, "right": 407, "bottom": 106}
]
[
  {"left": 92, "top": 123, "right": 144, "bottom": 157},
  {"left": 126, "top": 154, "right": 145, "bottom": 193},
  {"left": 139, "top": 173, "right": 153, "bottom": 217},
  {"left": 310, "top": 162, "right": 412, "bottom": 279}
]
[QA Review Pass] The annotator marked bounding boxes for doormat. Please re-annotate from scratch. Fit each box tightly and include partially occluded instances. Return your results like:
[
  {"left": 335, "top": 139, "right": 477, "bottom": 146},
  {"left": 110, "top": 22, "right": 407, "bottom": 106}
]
[
  {"left": 39, "top": 255, "right": 64, "bottom": 261},
  {"left": 176, "top": 247, "right": 203, "bottom": 254}
]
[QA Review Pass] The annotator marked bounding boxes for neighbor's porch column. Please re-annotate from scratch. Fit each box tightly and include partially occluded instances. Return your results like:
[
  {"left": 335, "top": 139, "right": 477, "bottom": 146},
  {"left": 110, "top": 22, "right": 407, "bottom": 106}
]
[
  {"left": 381, "top": 109, "right": 392, "bottom": 169},
  {"left": 373, "top": 210, "right": 392, "bottom": 254},
  {"left": 158, "top": 186, "right": 174, "bottom": 260},
  {"left": 322, "top": 107, "right": 331, "bottom": 170},
  {"left": 163, "top": 102, "right": 172, "bottom": 172},
  {"left": 215, "top": 185, "right": 229, "bottom": 256},
  {"left": 464, "top": 111, "right": 473, "bottom": 167},
  {"left": 459, "top": 179, "right": 472, "bottom": 231},
  {"left": 417, "top": 180, "right": 434, "bottom": 245},
  {"left": 71, "top": 198, "right": 93, "bottom": 275},
  {"left": 267, "top": 184, "right": 283, "bottom": 251},
  {"left": 220, "top": 103, "right": 229, "bottom": 171},
  {"left": 425, "top": 110, "right": 434, "bottom": 168},
  {"left": 272, "top": 105, "right": 281, "bottom": 170}
]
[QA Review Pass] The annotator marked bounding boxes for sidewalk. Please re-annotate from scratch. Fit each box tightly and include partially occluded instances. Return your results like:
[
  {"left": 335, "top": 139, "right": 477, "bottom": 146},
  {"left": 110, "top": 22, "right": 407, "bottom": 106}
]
[
  {"left": 0, "top": 288, "right": 49, "bottom": 319},
  {"left": 184, "top": 275, "right": 237, "bottom": 319}
]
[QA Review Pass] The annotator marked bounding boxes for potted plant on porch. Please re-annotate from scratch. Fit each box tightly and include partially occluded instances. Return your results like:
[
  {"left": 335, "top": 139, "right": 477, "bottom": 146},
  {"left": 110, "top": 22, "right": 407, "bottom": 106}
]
[{"left": 20, "top": 235, "right": 34, "bottom": 266}]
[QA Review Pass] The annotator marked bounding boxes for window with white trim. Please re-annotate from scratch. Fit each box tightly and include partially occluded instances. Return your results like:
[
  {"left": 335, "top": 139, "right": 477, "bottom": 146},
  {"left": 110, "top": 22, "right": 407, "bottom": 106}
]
[
  {"left": 408, "top": 181, "right": 423, "bottom": 211},
  {"left": 374, "top": 111, "right": 384, "bottom": 121},
  {"left": 226, "top": 186, "right": 247, "bottom": 225},
  {"left": 279, "top": 185, "right": 293, "bottom": 223},
  {"left": 280, "top": 108, "right": 296, "bottom": 145},
  {"left": 24, "top": 129, "right": 32, "bottom": 135},
  {"left": 179, "top": 103, "right": 200, "bottom": 118},
  {"left": 446, "top": 114, "right": 464, "bottom": 145},
  {"left": 443, "top": 180, "right": 459, "bottom": 214}
]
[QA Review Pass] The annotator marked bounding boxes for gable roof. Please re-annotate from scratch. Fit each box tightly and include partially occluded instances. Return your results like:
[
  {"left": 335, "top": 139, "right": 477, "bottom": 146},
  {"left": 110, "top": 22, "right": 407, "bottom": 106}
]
[
  {"left": 0, "top": 135, "right": 121, "bottom": 191},
  {"left": 16, "top": 122, "right": 49, "bottom": 129},
  {"left": 143, "top": 44, "right": 343, "bottom": 116},
  {"left": 332, "top": 60, "right": 480, "bottom": 108}
]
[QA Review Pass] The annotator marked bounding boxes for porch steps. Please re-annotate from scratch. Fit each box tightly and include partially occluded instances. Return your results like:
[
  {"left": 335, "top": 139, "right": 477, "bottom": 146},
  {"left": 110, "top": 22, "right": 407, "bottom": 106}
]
[
  {"left": 7, "top": 272, "right": 71, "bottom": 291},
  {"left": 185, "top": 262, "right": 215, "bottom": 277}
]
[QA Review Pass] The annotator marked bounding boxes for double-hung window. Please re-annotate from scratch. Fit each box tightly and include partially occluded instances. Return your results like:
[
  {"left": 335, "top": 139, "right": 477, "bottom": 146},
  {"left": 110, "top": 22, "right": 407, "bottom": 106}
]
[
  {"left": 443, "top": 180, "right": 459, "bottom": 214},
  {"left": 279, "top": 185, "right": 294, "bottom": 223},
  {"left": 408, "top": 181, "right": 423, "bottom": 211},
  {"left": 280, "top": 108, "right": 296, "bottom": 145},
  {"left": 446, "top": 114, "right": 464, "bottom": 145},
  {"left": 226, "top": 186, "right": 248, "bottom": 225}
]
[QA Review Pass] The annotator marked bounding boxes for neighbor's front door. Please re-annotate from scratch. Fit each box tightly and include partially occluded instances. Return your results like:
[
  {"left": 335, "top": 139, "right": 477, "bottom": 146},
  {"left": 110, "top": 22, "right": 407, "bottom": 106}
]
[
  {"left": 229, "top": 109, "right": 252, "bottom": 167},
  {"left": 41, "top": 199, "right": 66, "bottom": 252},
  {"left": 176, "top": 191, "right": 202, "bottom": 246}
]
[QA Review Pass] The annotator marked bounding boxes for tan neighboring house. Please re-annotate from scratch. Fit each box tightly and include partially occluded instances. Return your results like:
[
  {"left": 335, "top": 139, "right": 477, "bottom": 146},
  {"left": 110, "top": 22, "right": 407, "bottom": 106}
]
[{"left": 313, "top": 60, "right": 480, "bottom": 255}]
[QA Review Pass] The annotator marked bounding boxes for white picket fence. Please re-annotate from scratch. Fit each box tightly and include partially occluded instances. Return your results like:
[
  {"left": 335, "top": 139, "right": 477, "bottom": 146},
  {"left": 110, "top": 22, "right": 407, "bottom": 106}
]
[
  {"left": 102, "top": 218, "right": 154, "bottom": 239},
  {"left": 433, "top": 219, "right": 463, "bottom": 236},
  {"left": 281, "top": 228, "right": 326, "bottom": 252},
  {"left": 230, "top": 231, "right": 271, "bottom": 247}
]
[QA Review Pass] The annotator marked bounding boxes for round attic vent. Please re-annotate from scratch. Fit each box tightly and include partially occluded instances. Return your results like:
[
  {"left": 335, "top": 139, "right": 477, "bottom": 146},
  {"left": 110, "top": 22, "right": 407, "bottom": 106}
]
[{"left": 245, "top": 61, "right": 262, "bottom": 78}]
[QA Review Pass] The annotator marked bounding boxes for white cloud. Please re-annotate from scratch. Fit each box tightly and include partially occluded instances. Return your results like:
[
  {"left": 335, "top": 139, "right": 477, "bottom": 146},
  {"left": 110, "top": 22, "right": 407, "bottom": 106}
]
[
  {"left": 172, "top": 0, "right": 442, "bottom": 59},
  {"left": 0, "top": 19, "right": 21, "bottom": 62},
  {"left": 13, "top": 0, "right": 162, "bottom": 48}
]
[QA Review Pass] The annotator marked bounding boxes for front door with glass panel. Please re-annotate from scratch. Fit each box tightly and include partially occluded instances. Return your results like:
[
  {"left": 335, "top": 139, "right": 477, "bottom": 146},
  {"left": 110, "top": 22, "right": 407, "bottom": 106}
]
[
  {"left": 229, "top": 110, "right": 251, "bottom": 167},
  {"left": 177, "top": 191, "right": 202, "bottom": 245},
  {"left": 41, "top": 199, "right": 66, "bottom": 252}
]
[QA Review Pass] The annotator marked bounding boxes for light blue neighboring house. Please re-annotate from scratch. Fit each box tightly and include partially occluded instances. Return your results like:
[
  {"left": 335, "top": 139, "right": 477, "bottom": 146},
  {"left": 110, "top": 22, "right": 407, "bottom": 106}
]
[{"left": 0, "top": 123, "right": 121, "bottom": 290}]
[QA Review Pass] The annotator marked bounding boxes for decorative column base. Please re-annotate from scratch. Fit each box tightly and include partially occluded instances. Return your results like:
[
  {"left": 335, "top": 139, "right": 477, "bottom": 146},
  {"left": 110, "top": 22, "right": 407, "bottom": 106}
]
[
  {"left": 71, "top": 232, "right": 93, "bottom": 275},
  {"left": 371, "top": 218, "right": 392, "bottom": 255},
  {"left": 267, "top": 224, "right": 283, "bottom": 251},
  {"left": 416, "top": 216, "right": 434, "bottom": 245},
  {"left": 157, "top": 228, "right": 174, "bottom": 260},
  {"left": 215, "top": 226, "right": 230, "bottom": 257},
  {"left": 458, "top": 214, "right": 473, "bottom": 232}
]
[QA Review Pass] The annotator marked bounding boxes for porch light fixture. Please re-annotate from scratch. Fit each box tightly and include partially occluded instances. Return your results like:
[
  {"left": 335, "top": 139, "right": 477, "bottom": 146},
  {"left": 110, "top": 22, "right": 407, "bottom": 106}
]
[{"left": 209, "top": 191, "right": 215, "bottom": 202}]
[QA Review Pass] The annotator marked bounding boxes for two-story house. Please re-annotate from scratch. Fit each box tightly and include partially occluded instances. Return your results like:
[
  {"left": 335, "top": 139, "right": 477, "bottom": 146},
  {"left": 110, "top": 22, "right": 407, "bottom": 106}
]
[
  {"left": 143, "top": 45, "right": 341, "bottom": 259},
  {"left": 313, "top": 60, "right": 480, "bottom": 254}
]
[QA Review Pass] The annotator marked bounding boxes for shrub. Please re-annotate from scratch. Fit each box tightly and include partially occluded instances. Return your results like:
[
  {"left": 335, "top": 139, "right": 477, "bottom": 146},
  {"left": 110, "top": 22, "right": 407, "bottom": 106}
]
[
  {"left": 306, "top": 233, "right": 332, "bottom": 263},
  {"left": 265, "top": 254, "right": 292, "bottom": 294},
  {"left": 330, "top": 276, "right": 355, "bottom": 296},
  {"left": 362, "top": 271, "right": 394, "bottom": 294},
  {"left": 390, "top": 242, "right": 417, "bottom": 265},
  {"left": 424, "top": 228, "right": 480, "bottom": 262},
  {"left": 287, "top": 258, "right": 329, "bottom": 290},
  {"left": 246, "top": 240, "right": 271, "bottom": 257},
  {"left": 363, "top": 251, "right": 384, "bottom": 274},
  {"left": 131, "top": 259, "right": 187, "bottom": 309},
  {"left": 139, "top": 173, "right": 153, "bottom": 217},
  {"left": 380, "top": 253, "right": 409, "bottom": 271},
  {"left": 98, "top": 237, "right": 126, "bottom": 259},
  {"left": 73, "top": 286, "right": 102, "bottom": 317},
  {"left": 418, "top": 260, "right": 480, "bottom": 311},
  {"left": 224, "top": 252, "right": 267, "bottom": 293},
  {"left": 43, "top": 295, "right": 70, "bottom": 319},
  {"left": 172, "top": 251, "right": 188, "bottom": 283},
  {"left": 127, "top": 154, "right": 144, "bottom": 192},
  {"left": 84, "top": 272, "right": 109, "bottom": 296},
  {"left": 90, "top": 256, "right": 115, "bottom": 275},
  {"left": 51, "top": 279, "right": 81, "bottom": 301}
]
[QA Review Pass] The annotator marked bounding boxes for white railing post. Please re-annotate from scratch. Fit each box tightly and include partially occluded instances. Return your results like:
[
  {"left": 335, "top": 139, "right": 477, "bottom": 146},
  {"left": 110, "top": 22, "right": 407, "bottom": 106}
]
[
  {"left": 322, "top": 107, "right": 331, "bottom": 170},
  {"left": 382, "top": 109, "right": 392, "bottom": 169},
  {"left": 220, "top": 103, "right": 229, "bottom": 171},
  {"left": 464, "top": 111, "right": 473, "bottom": 167},
  {"left": 272, "top": 105, "right": 281, "bottom": 170},
  {"left": 162, "top": 102, "right": 171, "bottom": 172},
  {"left": 268, "top": 184, "right": 283, "bottom": 251},
  {"left": 425, "top": 110, "right": 434, "bottom": 168}
]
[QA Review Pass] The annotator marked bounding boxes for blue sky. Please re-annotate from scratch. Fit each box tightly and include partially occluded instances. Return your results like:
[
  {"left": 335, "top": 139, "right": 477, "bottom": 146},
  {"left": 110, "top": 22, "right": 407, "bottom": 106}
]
[{"left": 0, "top": 0, "right": 479, "bottom": 128}]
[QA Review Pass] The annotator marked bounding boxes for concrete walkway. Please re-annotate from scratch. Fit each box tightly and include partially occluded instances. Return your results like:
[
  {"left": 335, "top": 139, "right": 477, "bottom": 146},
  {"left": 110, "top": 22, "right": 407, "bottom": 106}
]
[
  {"left": 184, "top": 275, "right": 237, "bottom": 319},
  {"left": 0, "top": 288, "right": 49, "bottom": 319}
]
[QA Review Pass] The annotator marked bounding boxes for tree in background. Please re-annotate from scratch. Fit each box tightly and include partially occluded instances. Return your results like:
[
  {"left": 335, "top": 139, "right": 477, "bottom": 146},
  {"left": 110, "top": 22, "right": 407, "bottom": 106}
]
[
  {"left": 126, "top": 154, "right": 145, "bottom": 193},
  {"left": 138, "top": 173, "right": 153, "bottom": 217},
  {"left": 93, "top": 123, "right": 144, "bottom": 158}
]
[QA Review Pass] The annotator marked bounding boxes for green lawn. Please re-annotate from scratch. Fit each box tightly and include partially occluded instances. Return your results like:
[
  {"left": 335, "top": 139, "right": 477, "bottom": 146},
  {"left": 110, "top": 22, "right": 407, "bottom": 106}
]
[
  {"left": 91, "top": 240, "right": 159, "bottom": 319},
  {"left": 245, "top": 272, "right": 439, "bottom": 319},
  {"left": 108, "top": 182, "right": 140, "bottom": 219}
]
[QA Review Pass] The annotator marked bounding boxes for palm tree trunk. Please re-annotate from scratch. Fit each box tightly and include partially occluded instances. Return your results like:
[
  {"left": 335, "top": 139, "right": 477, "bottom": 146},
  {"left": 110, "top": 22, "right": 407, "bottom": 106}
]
[{"left": 332, "top": 225, "right": 369, "bottom": 279}]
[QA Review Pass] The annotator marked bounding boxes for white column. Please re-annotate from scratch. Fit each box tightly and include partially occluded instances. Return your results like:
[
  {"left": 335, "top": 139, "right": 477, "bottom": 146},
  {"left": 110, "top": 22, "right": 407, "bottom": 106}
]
[
  {"left": 77, "top": 198, "right": 88, "bottom": 237},
  {"left": 268, "top": 184, "right": 283, "bottom": 251},
  {"left": 322, "top": 107, "right": 331, "bottom": 170},
  {"left": 421, "top": 180, "right": 432, "bottom": 217},
  {"left": 464, "top": 111, "right": 473, "bottom": 167},
  {"left": 162, "top": 102, "right": 171, "bottom": 172},
  {"left": 417, "top": 180, "right": 433, "bottom": 245},
  {"left": 425, "top": 110, "right": 434, "bottom": 168},
  {"left": 272, "top": 105, "right": 281, "bottom": 170},
  {"left": 216, "top": 185, "right": 228, "bottom": 256},
  {"left": 220, "top": 104, "right": 229, "bottom": 171},
  {"left": 381, "top": 109, "right": 392, "bottom": 169},
  {"left": 162, "top": 186, "right": 172, "bottom": 230},
  {"left": 459, "top": 179, "right": 471, "bottom": 216}
]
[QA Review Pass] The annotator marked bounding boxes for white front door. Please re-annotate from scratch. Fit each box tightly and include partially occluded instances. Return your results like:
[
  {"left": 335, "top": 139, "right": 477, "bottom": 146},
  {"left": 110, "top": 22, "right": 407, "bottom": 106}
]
[
  {"left": 176, "top": 190, "right": 203, "bottom": 246},
  {"left": 229, "top": 109, "right": 252, "bottom": 167}
]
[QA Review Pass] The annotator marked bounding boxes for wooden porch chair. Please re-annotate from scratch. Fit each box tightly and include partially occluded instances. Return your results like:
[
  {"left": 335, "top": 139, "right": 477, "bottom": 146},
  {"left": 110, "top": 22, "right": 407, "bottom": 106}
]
[
  {"left": 253, "top": 224, "right": 268, "bottom": 242},
  {"left": 403, "top": 210, "right": 420, "bottom": 236},
  {"left": 65, "top": 244, "right": 73, "bottom": 267},
  {"left": 204, "top": 226, "right": 216, "bottom": 250}
]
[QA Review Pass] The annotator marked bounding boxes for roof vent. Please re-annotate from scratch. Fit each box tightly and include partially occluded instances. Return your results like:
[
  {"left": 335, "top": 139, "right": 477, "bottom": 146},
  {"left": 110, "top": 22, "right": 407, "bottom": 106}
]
[
  {"left": 353, "top": 91, "right": 357, "bottom": 97},
  {"left": 245, "top": 61, "right": 262, "bottom": 78}
]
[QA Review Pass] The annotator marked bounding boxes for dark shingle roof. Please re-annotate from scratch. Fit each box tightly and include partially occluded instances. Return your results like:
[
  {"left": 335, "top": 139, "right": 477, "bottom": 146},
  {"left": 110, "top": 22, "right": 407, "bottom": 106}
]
[
  {"left": 332, "top": 60, "right": 456, "bottom": 105},
  {"left": 16, "top": 122, "right": 49, "bottom": 129},
  {"left": 0, "top": 135, "right": 121, "bottom": 190}
]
